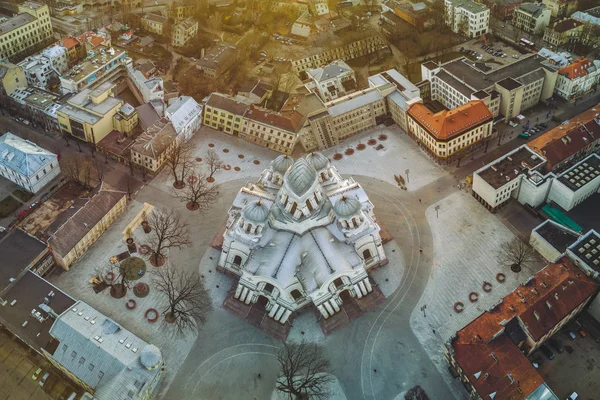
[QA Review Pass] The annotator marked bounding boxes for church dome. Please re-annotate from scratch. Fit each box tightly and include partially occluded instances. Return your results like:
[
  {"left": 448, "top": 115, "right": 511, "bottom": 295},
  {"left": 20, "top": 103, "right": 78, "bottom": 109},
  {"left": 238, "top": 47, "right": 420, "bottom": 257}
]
[
  {"left": 305, "top": 152, "right": 329, "bottom": 171},
  {"left": 140, "top": 344, "right": 162, "bottom": 370},
  {"left": 286, "top": 158, "right": 317, "bottom": 196},
  {"left": 272, "top": 155, "right": 294, "bottom": 174},
  {"left": 243, "top": 201, "right": 269, "bottom": 223},
  {"left": 334, "top": 196, "right": 361, "bottom": 217}
]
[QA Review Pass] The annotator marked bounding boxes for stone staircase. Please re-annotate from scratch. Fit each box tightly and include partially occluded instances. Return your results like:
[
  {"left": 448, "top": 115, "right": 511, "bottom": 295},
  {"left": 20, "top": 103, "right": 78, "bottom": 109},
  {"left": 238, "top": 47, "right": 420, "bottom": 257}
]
[{"left": 355, "top": 286, "right": 386, "bottom": 312}]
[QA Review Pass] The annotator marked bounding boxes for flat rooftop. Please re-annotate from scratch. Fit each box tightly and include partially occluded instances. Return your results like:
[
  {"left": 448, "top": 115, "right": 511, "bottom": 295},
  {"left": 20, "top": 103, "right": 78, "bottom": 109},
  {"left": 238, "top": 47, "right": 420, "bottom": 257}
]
[
  {"left": 557, "top": 154, "right": 600, "bottom": 192},
  {"left": 569, "top": 230, "right": 600, "bottom": 271},
  {"left": 0, "top": 229, "right": 47, "bottom": 292},
  {"left": 534, "top": 220, "right": 580, "bottom": 254},
  {"left": 63, "top": 47, "right": 126, "bottom": 84},
  {"left": 477, "top": 145, "right": 545, "bottom": 189},
  {"left": 0, "top": 13, "right": 36, "bottom": 36}
]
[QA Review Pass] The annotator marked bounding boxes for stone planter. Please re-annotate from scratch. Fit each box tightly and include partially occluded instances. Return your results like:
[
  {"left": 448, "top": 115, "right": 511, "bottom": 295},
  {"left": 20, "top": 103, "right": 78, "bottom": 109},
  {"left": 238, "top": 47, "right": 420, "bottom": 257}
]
[
  {"left": 142, "top": 221, "right": 151, "bottom": 234},
  {"left": 126, "top": 237, "right": 137, "bottom": 253}
]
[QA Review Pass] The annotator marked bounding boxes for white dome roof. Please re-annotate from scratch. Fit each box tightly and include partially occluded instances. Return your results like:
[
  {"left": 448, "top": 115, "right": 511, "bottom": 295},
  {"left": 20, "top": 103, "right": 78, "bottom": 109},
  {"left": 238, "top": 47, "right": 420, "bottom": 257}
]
[
  {"left": 286, "top": 158, "right": 317, "bottom": 196},
  {"left": 243, "top": 201, "right": 269, "bottom": 223},
  {"left": 140, "top": 344, "right": 162, "bottom": 369},
  {"left": 334, "top": 196, "right": 361, "bottom": 217},
  {"left": 272, "top": 155, "right": 294, "bottom": 173},
  {"left": 305, "top": 152, "right": 329, "bottom": 171}
]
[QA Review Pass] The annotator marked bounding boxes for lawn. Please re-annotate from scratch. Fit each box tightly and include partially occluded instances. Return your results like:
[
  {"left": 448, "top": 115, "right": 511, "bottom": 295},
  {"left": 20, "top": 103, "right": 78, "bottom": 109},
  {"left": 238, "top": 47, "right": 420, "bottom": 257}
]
[
  {"left": 12, "top": 189, "right": 33, "bottom": 203},
  {"left": 0, "top": 195, "right": 21, "bottom": 218}
]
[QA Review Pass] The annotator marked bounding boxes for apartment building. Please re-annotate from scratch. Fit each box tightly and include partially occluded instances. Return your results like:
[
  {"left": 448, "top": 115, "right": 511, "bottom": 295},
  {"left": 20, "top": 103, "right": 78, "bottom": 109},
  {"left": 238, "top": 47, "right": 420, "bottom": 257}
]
[
  {"left": 407, "top": 100, "right": 493, "bottom": 164},
  {"left": 168, "top": 2, "right": 198, "bottom": 21},
  {"left": 444, "top": 0, "right": 490, "bottom": 38},
  {"left": 513, "top": 2, "right": 551, "bottom": 36},
  {"left": 59, "top": 46, "right": 130, "bottom": 94},
  {"left": 291, "top": 34, "right": 386, "bottom": 73},
  {"left": 0, "top": 2, "right": 53, "bottom": 60},
  {"left": 9, "top": 87, "right": 62, "bottom": 133},
  {"left": 56, "top": 36, "right": 87, "bottom": 67},
  {"left": 196, "top": 42, "right": 237, "bottom": 79},
  {"left": 572, "top": 6, "right": 600, "bottom": 27},
  {"left": 480, "top": 0, "right": 523, "bottom": 20},
  {"left": 446, "top": 256, "right": 598, "bottom": 400},
  {"left": 172, "top": 17, "right": 198, "bottom": 48},
  {"left": 542, "top": 0, "right": 577, "bottom": 18},
  {"left": 112, "top": 103, "right": 139, "bottom": 136},
  {"left": 421, "top": 55, "right": 557, "bottom": 122},
  {"left": 0, "top": 132, "right": 60, "bottom": 193},
  {"left": 46, "top": 182, "right": 127, "bottom": 270},
  {"left": 567, "top": 230, "right": 600, "bottom": 281},
  {"left": 128, "top": 68, "right": 164, "bottom": 104},
  {"left": 18, "top": 55, "right": 55, "bottom": 88},
  {"left": 543, "top": 18, "right": 584, "bottom": 49},
  {"left": 0, "top": 61, "right": 27, "bottom": 103},
  {"left": 546, "top": 154, "right": 600, "bottom": 211},
  {"left": 554, "top": 58, "right": 600, "bottom": 102},
  {"left": 241, "top": 105, "right": 304, "bottom": 154},
  {"left": 305, "top": 60, "right": 357, "bottom": 102},
  {"left": 57, "top": 82, "right": 127, "bottom": 144},
  {"left": 381, "top": 0, "right": 434, "bottom": 30},
  {"left": 141, "top": 13, "right": 168, "bottom": 35},
  {"left": 130, "top": 119, "right": 177, "bottom": 172},
  {"left": 165, "top": 95, "right": 202, "bottom": 141},
  {"left": 203, "top": 92, "right": 251, "bottom": 136}
]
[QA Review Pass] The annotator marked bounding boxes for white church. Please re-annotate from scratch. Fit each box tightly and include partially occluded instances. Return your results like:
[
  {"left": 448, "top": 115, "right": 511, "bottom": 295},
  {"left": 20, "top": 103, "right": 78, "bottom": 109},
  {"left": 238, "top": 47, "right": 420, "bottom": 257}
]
[{"left": 218, "top": 152, "right": 388, "bottom": 325}]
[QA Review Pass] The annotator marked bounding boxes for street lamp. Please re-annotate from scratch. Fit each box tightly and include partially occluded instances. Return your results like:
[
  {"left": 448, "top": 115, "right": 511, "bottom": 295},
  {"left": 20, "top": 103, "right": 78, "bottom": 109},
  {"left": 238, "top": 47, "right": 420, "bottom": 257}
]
[
  {"left": 405, "top": 168, "right": 410, "bottom": 183},
  {"left": 435, "top": 205, "right": 440, "bottom": 218}
]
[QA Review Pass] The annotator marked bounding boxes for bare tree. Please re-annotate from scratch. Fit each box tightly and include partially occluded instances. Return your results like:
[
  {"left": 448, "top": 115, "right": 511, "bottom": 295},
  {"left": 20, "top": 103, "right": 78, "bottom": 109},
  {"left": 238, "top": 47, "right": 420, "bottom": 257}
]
[
  {"left": 60, "top": 153, "right": 84, "bottom": 182},
  {"left": 405, "top": 385, "right": 430, "bottom": 400},
  {"left": 152, "top": 266, "right": 212, "bottom": 337},
  {"left": 497, "top": 238, "right": 537, "bottom": 272},
  {"left": 205, "top": 149, "right": 223, "bottom": 182},
  {"left": 91, "top": 262, "right": 131, "bottom": 298},
  {"left": 174, "top": 170, "right": 220, "bottom": 211},
  {"left": 92, "top": 157, "right": 109, "bottom": 182},
  {"left": 276, "top": 341, "right": 333, "bottom": 400},
  {"left": 166, "top": 140, "right": 194, "bottom": 188},
  {"left": 82, "top": 160, "right": 94, "bottom": 187},
  {"left": 61, "top": 130, "right": 72, "bottom": 147},
  {"left": 147, "top": 207, "right": 191, "bottom": 266}
]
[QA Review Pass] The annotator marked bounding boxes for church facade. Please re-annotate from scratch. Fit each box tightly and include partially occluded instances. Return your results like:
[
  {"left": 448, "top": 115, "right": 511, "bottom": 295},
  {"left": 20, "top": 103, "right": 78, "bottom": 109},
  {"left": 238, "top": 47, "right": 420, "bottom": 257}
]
[{"left": 218, "top": 152, "right": 387, "bottom": 324}]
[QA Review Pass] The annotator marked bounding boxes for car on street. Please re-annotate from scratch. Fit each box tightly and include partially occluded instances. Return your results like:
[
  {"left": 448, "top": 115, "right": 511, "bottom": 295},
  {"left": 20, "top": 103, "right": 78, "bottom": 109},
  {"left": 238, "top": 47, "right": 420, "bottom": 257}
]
[
  {"left": 548, "top": 338, "right": 564, "bottom": 353},
  {"left": 579, "top": 328, "right": 587, "bottom": 338},
  {"left": 568, "top": 331, "right": 577, "bottom": 340},
  {"left": 519, "top": 133, "right": 530, "bottom": 139},
  {"left": 540, "top": 345, "right": 555, "bottom": 360}
]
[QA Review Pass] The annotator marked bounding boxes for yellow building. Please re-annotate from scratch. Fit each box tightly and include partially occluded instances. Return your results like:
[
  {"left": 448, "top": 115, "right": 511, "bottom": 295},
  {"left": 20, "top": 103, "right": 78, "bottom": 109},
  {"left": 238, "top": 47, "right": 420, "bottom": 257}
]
[
  {"left": 171, "top": 18, "right": 198, "bottom": 47},
  {"left": 0, "top": 62, "right": 27, "bottom": 100},
  {"left": 57, "top": 81, "right": 128, "bottom": 144},
  {"left": 169, "top": 3, "right": 198, "bottom": 21},
  {"left": 0, "top": 2, "right": 53, "bottom": 60},
  {"left": 141, "top": 13, "right": 168, "bottom": 35},
  {"left": 113, "top": 103, "right": 139, "bottom": 136},
  {"left": 47, "top": 182, "right": 127, "bottom": 270},
  {"left": 203, "top": 93, "right": 251, "bottom": 136},
  {"left": 130, "top": 119, "right": 177, "bottom": 172}
]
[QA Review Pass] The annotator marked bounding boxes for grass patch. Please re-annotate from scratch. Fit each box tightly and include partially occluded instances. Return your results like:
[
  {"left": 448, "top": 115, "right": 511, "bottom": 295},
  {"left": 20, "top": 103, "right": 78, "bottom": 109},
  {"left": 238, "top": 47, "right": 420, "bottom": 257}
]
[
  {"left": 12, "top": 189, "right": 33, "bottom": 203},
  {"left": 0, "top": 195, "right": 21, "bottom": 218}
]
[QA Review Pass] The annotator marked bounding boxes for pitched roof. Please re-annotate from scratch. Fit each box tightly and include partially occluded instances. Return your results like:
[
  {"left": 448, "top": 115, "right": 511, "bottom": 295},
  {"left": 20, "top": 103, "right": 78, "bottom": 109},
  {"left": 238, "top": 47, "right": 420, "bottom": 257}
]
[
  {"left": 46, "top": 182, "right": 126, "bottom": 257},
  {"left": 205, "top": 92, "right": 250, "bottom": 116},
  {"left": 131, "top": 119, "right": 177, "bottom": 158},
  {"left": 136, "top": 103, "right": 161, "bottom": 129},
  {"left": 142, "top": 13, "right": 168, "bottom": 24},
  {"left": 165, "top": 96, "right": 202, "bottom": 135},
  {"left": 549, "top": 18, "right": 583, "bottom": 33},
  {"left": 59, "top": 37, "right": 80, "bottom": 49},
  {"left": 558, "top": 58, "right": 598, "bottom": 80},
  {"left": 245, "top": 105, "right": 305, "bottom": 133},
  {"left": 0, "top": 132, "right": 57, "bottom": 177},
  {"left": 308, "top": 60, "right": 353, "bottom": 83},
  {"left": 407, "top": 100, "right": 493, "bottom": 140}
]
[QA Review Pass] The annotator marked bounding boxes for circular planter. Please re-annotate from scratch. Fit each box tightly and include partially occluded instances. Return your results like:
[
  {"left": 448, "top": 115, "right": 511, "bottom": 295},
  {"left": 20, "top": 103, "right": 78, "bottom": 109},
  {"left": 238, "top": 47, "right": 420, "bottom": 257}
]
[
  {"left": 121, "top": 256, "right": 146, "bottom": 280},
  {"left": 496, "top": 273, "right": 506, "bottom": 283},
  {"left": 165, "top": 312, "right": 176, "bottom": 324},
  {"left": 110, "top": 283, "right": 127, "bottom": 299},
  {"left": 234, "top": 167, "right": 241, "bottom": 171},
  {"left": 149, "top": 253, "right": 165, "bottom": 267},
  {"left": 253, "top": 160, "right": 260, "bottom": 165},
  {"left": 345, "top": 148, "right": 354, "bottom": 156},
  {"left": 238, "top": 154, "right": 244, "bottom": 159},
  {"left": 142, "top": 221, "right": 151, "bottom": 234},
  {"left": 469, "top": 292, "right": 479, "bottom": 303},
  {"left": 368, "top": 139, "right": 377, "bottom": 146},
  {"left": 133, "top": 282, "right": 150, "bottom": 298},
  {"left": 357, "top": 143, "right": 366, "bottom": 151},
  {"left": 139, "top": 244, "right": 151, "bottom": 255},
  {"left": 126, "top": 237, "right": 136, "bottom": 253},
  {"left": 482, "top": 282, "right": 493, "bottom": 293},
  {"left": 173, "top": 181, "right": 185, "bottom": 189},
  {"left": 196, "top": 157, "right": 202, "bottom": 162},
  {"left": 378, "top": 134, "right": 388, "bottom": 141},
  {"left": 333, "top": 153, "right": 343, "bottom": 160},
  {"left": 145, "top": 308, "right": 159, "bottom": 323},
  {"left": 126, "top": 299, "right": 137, "bottom": 310},
  {"left": 223, "top": 165, "right": 232, "bottom": 171},
  {"left": 223, "top": 148, "right": 229, "bottom": 153},
  {"left": 104, "top": 271, "right": 115, "bottom": 282},
  {"left": 187, "top": 175, "right": 199, "bottom": 184},
  {"left": 208, "top": 143, "right": 215, "bottom": 147},
  {"left": 511, "top": 263, "right": 522, "bottom": 273},
  {"left": 186, "top": 202, "right": 200, "bottom": 211},
  {"left": 207, "top": 176, "right": 215, "bottom": 182},
  {"left": 454, "top": 302, "right": 464, "bottom": 313}
]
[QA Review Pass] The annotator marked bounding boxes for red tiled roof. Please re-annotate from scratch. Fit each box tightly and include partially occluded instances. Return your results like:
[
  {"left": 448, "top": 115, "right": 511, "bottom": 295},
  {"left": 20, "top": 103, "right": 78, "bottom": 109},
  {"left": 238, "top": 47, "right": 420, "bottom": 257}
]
[
  {"left": 60, "top": 37, "right": 80, "bottom": 49},
  {"left": 558, "top": 58, "right": 595, "bottom": 80},
  {"left": 408, "top": 100, "right": 493, "bottom": 140},
  {"left": 244, "top": 105, "right": 304, "bottom": 133}
]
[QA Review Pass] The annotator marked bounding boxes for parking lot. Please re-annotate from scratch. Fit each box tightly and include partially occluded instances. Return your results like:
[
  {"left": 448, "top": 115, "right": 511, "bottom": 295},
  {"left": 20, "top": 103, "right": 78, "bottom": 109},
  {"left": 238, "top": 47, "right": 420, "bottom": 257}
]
[
  {"left": 530, "top": 322, "right": 600, "bottom": 400},
  {"left": 458, "top": 38, "right": 528, "bottom": 69}
]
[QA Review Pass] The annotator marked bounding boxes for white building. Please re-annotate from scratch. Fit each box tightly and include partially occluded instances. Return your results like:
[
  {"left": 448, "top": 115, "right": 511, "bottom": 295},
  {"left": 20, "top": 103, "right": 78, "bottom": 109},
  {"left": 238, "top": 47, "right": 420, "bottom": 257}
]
[
  {"left": 513, "top": 2, "right": 551, "bottom": 36},
  {"left": 0, "top": 132, "right": 60, "bottom": 193},
  {"left": 218, "top": 153, "right": 388, "bottom": 324},
  {"left": 171, "top": 17, "right": 198, "bottom": 48},
  {"left": 165, "top": 96, "right": 202, "bottom": 141},
  {"left": 444, "top": 0, "right": 490, "bottom": 38},
  {"left": 41, "top": 44, "right": 69, "bottom": 74},
  {"left": 555, "top": 58, "right": 600, "bottom": 102},
  {"left": 305, "top": 60, "right": 357, "bottom": 102},
  {"left": 530, "top": 219, "right": 581, "bottom": 263},
  {"left": 18, "top": 56, "right": 55, "bottom": 89},
  {"left": 546, "top": 153, "right": 600, "bottom": 211},
  {"left": 128, "top": 67, "right": 164, "bottom": 104}
]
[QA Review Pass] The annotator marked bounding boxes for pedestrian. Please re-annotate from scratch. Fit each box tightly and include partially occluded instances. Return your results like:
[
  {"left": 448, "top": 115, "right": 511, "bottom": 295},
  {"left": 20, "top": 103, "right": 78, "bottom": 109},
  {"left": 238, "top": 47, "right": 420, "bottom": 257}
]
[
  {"left": 258, "top": 373, "right": 262, "bottom": 379},
  {"left": 419, "top": 199, "right": 421, "bottom": 203}
]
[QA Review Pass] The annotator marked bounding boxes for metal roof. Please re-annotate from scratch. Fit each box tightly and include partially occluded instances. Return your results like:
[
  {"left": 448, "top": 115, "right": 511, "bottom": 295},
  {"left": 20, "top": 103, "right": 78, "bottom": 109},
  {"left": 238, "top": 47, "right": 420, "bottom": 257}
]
[{"left": 0, "top": 132, "right": 56, "bottom": 177}]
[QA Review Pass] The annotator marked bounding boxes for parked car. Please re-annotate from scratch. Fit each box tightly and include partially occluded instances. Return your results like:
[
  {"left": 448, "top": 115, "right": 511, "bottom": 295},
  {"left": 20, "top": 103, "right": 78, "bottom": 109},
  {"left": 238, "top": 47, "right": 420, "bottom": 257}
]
[
  {"left": 519, "top": 133, "right": 530, "bottom": 139},
  {"left": 568, "top": 331, "right": 577, "bottom": 340},
  {"left": 568, "top": 392, "right": 579, "bottom": 400},
  {"left": 579, "top": 328, "right": 587, "bottom": 338},
  {"left": 540, "top": 345, "right": 555, "bottom": 360},
  {"left": 549, "top": 338, "right": 564, "bottom": 353},
  {"left": 39, "top": 372, "right": 50, "bottom": 387}
]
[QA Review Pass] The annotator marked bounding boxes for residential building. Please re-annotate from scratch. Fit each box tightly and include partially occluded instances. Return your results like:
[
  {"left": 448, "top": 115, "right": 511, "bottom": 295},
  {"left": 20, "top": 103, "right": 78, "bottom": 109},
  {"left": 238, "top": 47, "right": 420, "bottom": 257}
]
[
  {"left": 305, "top": 60, "right": 357, "bottom": 102},
  {"left": 196, "top": 42, "right": 237, "bottom": 79},
  {"left": 130, "top": 119, "right": 177, "bottom": 172},
  {"left": 42, "top": 44, "right": 69, "bottom": 74},
  {"left": 380, "top": 0, "right": 434, "bottom": 30},
  {"left": 45, "top": 182, "right": 127, "bottom": 270},
  {"left": 45, "top": 300, "right": 163, "bottom": 399},
  {"left": 546, "top": 153, "right": 600, "bottom": 211},
  {"left": 241, "top": 105, "right": 305, "bottom": 154},
  {"left": 543, "top": 18, "right": 584, "bottom": 49},
  {"left": 421, "top": 55, "right": 558, "bottom": 122},
  {"left": 0, "top": 228, "right": 55, "bottom": 284},
  {"left": 165, "top": 95, "right": 202, "bottom": 141},
  {"left": 172, "top": 17, "right": 198, "bottom": 48},
  {"left": 113, "top": 103, "right": 139, "bottom": 136},
  {"left": 554, "top": 58, "right": 600, "bottom": 101},
  {"left": 0, "top": 61, "right": 27, "bottom": 103},
  {"left": 141, "top": 13, "right": 168, "bottom": 35},
  {"left": 446, "top": 257, "right": 598, "bottom": 400},
  {"left": 0, "top": 2, "right": 53, "bottom": 60},
  {"left": 513, "top": 2, "right": 551, "bottom": 36},
  {"left": 18, "top": 55, "right": 56, "bottom": 89},
  {"left": 368, "top": 69, "right": 422, "bottom": 132},
  {"left": 56, "top": 36, "right": 88, "bottom": 67},
  {"left": 127, "top": 66, "right": 164, "bottom": 104},
  {"left": 9, "top": 87, "right": 62, "bottom": 133},
  {"left": 480, "top": 0, "right": 523, "bottom": 20},
  {"left": 57, "top": 82, "right": 128, "bottom": 144},
  {"left": 530, "top": 219, "right": 581, "bottom": 262},
  {"left": 137, "top": 102, "right": 161, "bottom": 131},
  {"left": 52, "top": 0, "right": 84, "bottom": 16},
  {"left": 291, "top": 34, "right": 386, "bottom": 73},
  {"left": 0, "top": 132, "right": 60, "bottom": 193},
  {"left": 237, "top": 80, "right": 273, "bottom": 105},
  {"left": 444, "top": 0, "right": 490, "bottom": 38},
  {"left": 219, "top": 153, "right": 387, "bottom": 330},
  {"left": 537, "top": 47, "right": 575, "bottom": 68},
  {"left": 203, "top": 92, "right": 251, "bottom": 136},
  {"left": 77, "top": 29, "right": 111, "bottom": 52},
  {"left": 541, "top": 0, "right": 577, "bottom": 18},
  {"left": 168, "top": 2, "right": 198, "bottom": 21},
  {"left": 407, "top": 100, "right": 494, "bottom": 163},
  {"left": 59, "top": 46, "right": 130, "bottom": 94},
  {"left": 572, "top": 6, "right": 600, "bottom": 27}
]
